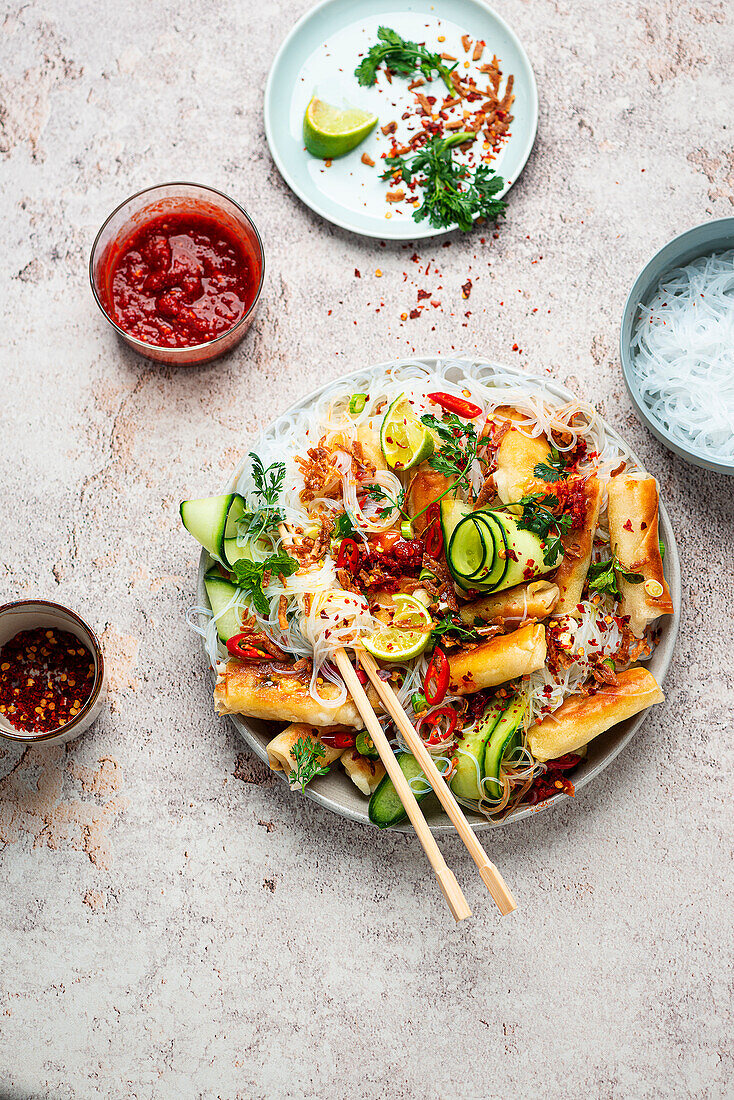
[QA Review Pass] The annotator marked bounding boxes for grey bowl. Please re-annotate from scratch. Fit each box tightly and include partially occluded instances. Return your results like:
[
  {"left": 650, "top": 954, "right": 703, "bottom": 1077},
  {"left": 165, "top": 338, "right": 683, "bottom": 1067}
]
[
  {"left": 620, "top": 217, "right": 734, "bottom": 477},
  {"left": 197, "top": 358, "right": 680, "bottom": 833}
]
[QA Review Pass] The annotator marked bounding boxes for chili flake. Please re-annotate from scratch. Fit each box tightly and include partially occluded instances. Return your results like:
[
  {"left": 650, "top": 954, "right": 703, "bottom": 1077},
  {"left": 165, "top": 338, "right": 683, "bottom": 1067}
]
[{"left": 0, "top": 628, "right": 95, "bottom": 733}]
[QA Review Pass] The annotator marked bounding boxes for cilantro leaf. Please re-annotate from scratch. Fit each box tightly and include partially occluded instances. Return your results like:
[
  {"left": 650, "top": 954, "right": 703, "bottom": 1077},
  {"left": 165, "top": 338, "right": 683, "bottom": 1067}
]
[
  {"left": 382, "top": 134, "right": 506, "bottom": 232},
  {"left": 288, "top": 736, "right": 331, "bottom": 790},
  {"left": 587, "top": 554, "right": 644, "bottom": 598},
  {"left": 515, "top": 493, "right": 572, "bottom": 566},
  {"left": 232, "top": 551, "right": 299, "bottom": 615},
  {"left": 429, "top": 613, "right": 481, "bottom": 646},
  {"left": 355, "top": 26, "right": 457, "bottom": 93},
  {"left": 533, "top": 447, "right": 569, "bottom": 482}
]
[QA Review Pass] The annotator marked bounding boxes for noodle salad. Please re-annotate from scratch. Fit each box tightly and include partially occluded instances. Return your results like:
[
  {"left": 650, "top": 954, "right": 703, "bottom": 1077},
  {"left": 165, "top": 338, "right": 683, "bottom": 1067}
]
[{"left": 181, "top": 360, "right": 673, "bottom": 826}]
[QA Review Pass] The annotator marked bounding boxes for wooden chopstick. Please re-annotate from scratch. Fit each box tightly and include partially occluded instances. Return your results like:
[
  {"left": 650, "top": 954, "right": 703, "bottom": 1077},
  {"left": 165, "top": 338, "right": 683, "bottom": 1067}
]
[
  {"left": 357, "top": 650, "right": 517, "bottom": 917},
  {"left": 333, "top": 648, "right": 471, "bottom": 923}
]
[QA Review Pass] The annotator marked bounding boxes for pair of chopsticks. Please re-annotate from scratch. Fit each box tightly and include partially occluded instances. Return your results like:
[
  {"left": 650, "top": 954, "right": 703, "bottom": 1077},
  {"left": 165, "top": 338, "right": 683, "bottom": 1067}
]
[{"left": 333, "top": 647, "right": 516, "bottom": 923}]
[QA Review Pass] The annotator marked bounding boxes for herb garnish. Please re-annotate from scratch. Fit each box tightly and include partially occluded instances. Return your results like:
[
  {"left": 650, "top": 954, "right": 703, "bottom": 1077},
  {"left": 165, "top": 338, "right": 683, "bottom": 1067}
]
[
  {"left": 233, "top": 550, "right": 299, "bottom": 615},
  {"left": 515, "top": 493, "right": 572, "bottom": 566},
  {"left": 288, "top": 736, "right": 331, "bottom": 790},
  {"left": 334, "top": 512, "right": 358, "bottom": 539},
  {"left": 587, "top": 554, "right": 644, "bottom": 598},
  {"left": 533, "top": 446, "right": 569, "bottom": 482},
  {"left": 355, "top": 26, "right": 457, "bottom": 93},
  {"left": 658, "top": 538, "right": 666, "bottom": 561},
  {"left": 382, "top": 133, "right": 506, "bottom": 232},
  {"left": 411, "top": 691, "right": 428, "bottom": 714},
  {"left": 238, "top": 452, "right": 286, "bottom": 538},
  {"left": 429, "top": 613, "right": 481, "bottom": 646},
  {"left": 364, "top": 483, "right": 407, "bottom": 522}
]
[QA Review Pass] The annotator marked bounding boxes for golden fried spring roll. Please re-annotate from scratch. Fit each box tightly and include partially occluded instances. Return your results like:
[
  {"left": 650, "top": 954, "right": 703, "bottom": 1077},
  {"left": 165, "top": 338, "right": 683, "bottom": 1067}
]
[
  {"left": 327, "top": 424, "right": 387, "bottom": 473},
  {"left": 406, "top": 461, "right": 453, "bottom": 535},
  {"left": 554, "top": 477, "right": 603, "bottom": 614},
  {"left": 266, "top": 724, "right": 343, "bottom": 786},
  {"left": 459, "top": 580, "right": 560, "bottom": 625},
  {"left": 215, "top": 662, "right": 363, "bottom": 727},
  {"left": 491, "top": 407, "right": 552, "bottom": 505},
  {"left": 528, "top": 667, "right": 664, "bottom": 761},
  {"left": 340, "top": 748, "right": 386, "bottom": 795},
  {"left": 607, "top": 475, "right": 673, "bottom": 637},
  {"left": 448, "top": 623, "right": 547, "bottom": 695}
]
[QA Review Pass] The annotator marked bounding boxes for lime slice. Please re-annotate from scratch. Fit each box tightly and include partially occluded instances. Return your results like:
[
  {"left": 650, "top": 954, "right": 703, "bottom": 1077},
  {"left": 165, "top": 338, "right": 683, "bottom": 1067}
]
[
  {"left": 303, "top": 98, "right": 378, "bottom": 159},
  {"left": 362, "top": 594, "right": 432, "bottom": 663},
  {"left": 380, "top": 394, "right": 435, "bottom": 471}
]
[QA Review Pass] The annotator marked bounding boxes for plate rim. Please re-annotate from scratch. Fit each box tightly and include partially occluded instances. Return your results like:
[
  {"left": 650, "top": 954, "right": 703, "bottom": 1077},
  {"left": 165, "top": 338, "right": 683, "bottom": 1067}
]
[
  {"left": 263, "top": 0, "right": 540, "bottom": 240},
  {"left": 194, "top": 356, "right": 681, "bottom": 834}
]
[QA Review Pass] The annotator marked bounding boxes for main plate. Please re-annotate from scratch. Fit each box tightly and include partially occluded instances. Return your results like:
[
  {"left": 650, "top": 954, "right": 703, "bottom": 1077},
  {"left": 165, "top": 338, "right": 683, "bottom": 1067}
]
[
  {"left": 195, "top": 358, "right": 680, "bottom": 833},
  {"left": 264, "top": 0, "right": 539, "bottom": 239}
]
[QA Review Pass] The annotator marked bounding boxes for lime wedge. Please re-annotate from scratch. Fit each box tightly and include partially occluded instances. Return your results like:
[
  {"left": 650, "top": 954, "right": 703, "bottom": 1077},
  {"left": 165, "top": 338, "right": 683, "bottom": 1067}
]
[
  {"left": 303, "top": 98, "right": 378, "bottom": 159},
  {"left": 362, "top": 594, "right": 432, "bottom": 663},
  {"left": 380, "top": 394, "right": 435, "bottom": 471}
]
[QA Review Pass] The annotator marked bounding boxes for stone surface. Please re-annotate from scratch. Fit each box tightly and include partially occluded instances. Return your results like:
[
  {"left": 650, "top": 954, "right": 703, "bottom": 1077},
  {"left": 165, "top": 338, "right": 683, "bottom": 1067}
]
[{"left": 1, "top": 1, "right": 733, "bottom": 1097}]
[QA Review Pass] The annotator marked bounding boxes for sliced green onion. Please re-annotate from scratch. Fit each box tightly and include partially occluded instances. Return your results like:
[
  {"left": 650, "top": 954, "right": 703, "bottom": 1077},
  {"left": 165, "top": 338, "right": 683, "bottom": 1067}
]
[
  {"left": 658, "top": 538, "right": 666, "bottom": 560},
  {"left": 349, "top": 393, "right": 367, "bottom": 415},
  {"left": 411, "top": 691, "right": 427, "bottom": 714},
  {"left": 418, "top": 567, "right": 437, "bottom": 583},
  {"left": 400, "top": 520, "right": 413, "bottom": 539}
]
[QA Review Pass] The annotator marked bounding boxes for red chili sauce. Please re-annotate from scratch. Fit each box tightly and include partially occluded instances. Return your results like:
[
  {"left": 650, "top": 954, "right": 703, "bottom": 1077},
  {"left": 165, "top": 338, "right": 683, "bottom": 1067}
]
[
  {"left": 105, "top": 212, "right": 258, "bottom": 348},
  {"left": 0, "top": 629, "right": 95, "bottom": 733}
]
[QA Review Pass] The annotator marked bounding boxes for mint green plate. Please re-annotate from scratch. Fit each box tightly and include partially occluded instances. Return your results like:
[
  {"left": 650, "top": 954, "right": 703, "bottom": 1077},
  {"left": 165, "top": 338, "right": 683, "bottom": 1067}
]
[{"left": 264, "top": 0, "right": 538, "bottom": 239}]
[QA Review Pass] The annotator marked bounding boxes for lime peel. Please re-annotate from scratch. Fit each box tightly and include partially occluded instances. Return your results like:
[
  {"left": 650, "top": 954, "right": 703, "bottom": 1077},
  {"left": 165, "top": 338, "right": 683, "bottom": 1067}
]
[{"left": 380, "top": 393, "right": 435, "bottom": 471}]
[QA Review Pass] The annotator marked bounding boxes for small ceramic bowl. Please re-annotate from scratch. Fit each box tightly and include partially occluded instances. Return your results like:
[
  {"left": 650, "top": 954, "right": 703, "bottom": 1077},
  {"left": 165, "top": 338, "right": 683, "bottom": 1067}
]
[
  {"left": 0, "top": 600, "right": 107, "bottom": 746},
  {"left": 89, "top": 182, "right": 265, "bottom": 366},
  {"left": 620, "top": 216, "right": 734, "bottom": 477}
]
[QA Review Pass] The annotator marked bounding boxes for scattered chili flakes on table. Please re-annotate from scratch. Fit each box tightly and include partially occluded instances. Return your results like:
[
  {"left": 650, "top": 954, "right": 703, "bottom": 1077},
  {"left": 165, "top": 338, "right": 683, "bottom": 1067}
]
[{"left": 0, "top": 628, "right": 95, "bottom": 733}]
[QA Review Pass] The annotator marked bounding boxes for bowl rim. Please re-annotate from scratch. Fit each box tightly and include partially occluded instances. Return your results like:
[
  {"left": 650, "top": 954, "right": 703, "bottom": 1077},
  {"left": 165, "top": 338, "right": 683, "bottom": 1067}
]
[
  {"left": 88, "top": 180, "right": 266, "bottom": 355},
  {"left": 0, "top": 598, "right": 106, "bottom": 744},
  {"left": 193, "top": 356, "right": 681, "bottom": 834},
  {"left": 619, "top": 215, "right": 734, "bottom": 477}
]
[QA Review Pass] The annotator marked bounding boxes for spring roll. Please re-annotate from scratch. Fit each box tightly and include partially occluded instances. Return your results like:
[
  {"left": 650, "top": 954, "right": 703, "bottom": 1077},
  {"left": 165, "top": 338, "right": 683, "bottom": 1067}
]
[
  {"left": 554, "top": 477, "right": 603, "bottom": 614},
  {"left": 340, "top": 748, "right": 386, "bottom": 796},
  {"left": 491, "top": 407, "right": 552, "bottom": 506},
  {"left": 459, "top": 580, "right": 560, "bottom": 625},
  {"left": 528, "top": 666, "right": 664, "bottom": 761},
  {"left": 406, "top": 461, "right": 453, "bottom": 535},
  {"left": 448, "top": 622, "right": 547, "bottom": 695},
  {"left": 607, "top": 475, "right": 673, "bottom": 637},
  {"left": 266, "top": 723, "right": 343, "bottom": 786},
  {"left": 327, "top": 424, "right": 387, "bottom": 473},
  {"left": 215, "top": 661, "right": 364, "bottom": 727}
]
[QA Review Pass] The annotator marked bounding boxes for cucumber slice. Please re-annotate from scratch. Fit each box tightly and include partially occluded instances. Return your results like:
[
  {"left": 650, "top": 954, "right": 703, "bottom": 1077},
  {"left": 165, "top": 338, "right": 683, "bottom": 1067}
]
[
  {"left": 223, "top": 535, "right": 256, "bottom": 570},
  {"left": 482, "top": 695, "right": 527, "bottom": 801},
  {"left": 180, "top": 493, "right": 246, "bottom": 563},
  {"left": 203, "top": 571, "right": 245, "bottom": 643},
  {"left": 449, "top": 515, "right": 489, "bottom": 580},
  {"left": 450, "top": 699, "right": 505, "bottom": 801},
  {"left": 471, "top": 512, "right": 509, "bottom": 589},
  {"left": 368, "top": 751, "right": 431, "bottom": 828},
  {"left": 488, "top": 511, "right": 554, "bottom": 590},
  {"left": 439, "top": 497, "right": 470, "bottom": 551}
]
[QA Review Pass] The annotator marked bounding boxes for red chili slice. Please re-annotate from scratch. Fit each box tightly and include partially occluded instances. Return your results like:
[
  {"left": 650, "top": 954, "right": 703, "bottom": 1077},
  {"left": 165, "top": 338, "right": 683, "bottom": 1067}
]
[
  {"left": 336, "top": 537, "right": 360, "bottom": 572},
  {"left": 424, "top": 519, "right": 443, "bottom": 558},
  {"left": 424, "top": 647, "right": 450, "bottom": 706},
  {"left": 226, "top": 634, "right": 268, "bottom": 661},
  {"left": 420, "top": 706, "right": 458, "bottom": 745},
  {"left": 427, "top": 391, "right": 483, "bottom": 419},
  {"left": 318, "top": 730, "right": 356, "bottom": 749}
]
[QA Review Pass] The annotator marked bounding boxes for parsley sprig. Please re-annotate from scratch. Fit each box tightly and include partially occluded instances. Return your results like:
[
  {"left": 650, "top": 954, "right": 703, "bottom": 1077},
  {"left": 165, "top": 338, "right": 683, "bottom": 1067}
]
[
  {"left": 288, "top": 736, "right": 331, "bottom": 790},
  {"left": 382, "top": 134, "right": 506, "bottom": 232},
  {"left": 355, "top": 26, "right": 457, "bottom": 93},
  {"left": 587, "top": 554, "right": 644, "bottom": 598},
  {"left": 238, "top": 452, "right": 286, "bottom": 539},
  {"left": 514, "top": 493, "right": 572, "bottom": 566},
  {"left": 364, "top": 483, "right": 408, "bottom": 523},
  {"left": 533, "top": 447, "right": 569, "bottom": 482},
  {"left": 233, "top": 550, "right": 299, "bottom": 615}
]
